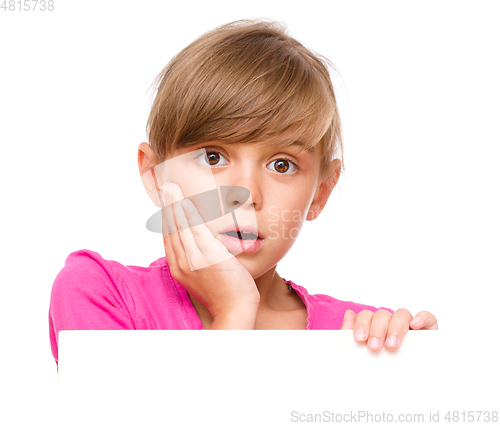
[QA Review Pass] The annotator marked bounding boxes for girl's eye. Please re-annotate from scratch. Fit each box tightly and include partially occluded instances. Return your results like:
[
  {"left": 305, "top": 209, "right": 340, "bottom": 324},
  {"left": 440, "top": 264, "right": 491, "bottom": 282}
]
[
  {"left": 197, "top": 150, "right": 229, "bottom": 167},
  {"left": 267, "top": 159, "right": 297, "bottom": 174}
]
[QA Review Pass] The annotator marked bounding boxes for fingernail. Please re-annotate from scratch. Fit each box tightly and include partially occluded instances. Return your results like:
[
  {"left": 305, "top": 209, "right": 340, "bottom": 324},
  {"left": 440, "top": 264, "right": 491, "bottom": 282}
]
[
  {"left": 386, "top": 335, "right": 398, "bottom": 348},
  {"left": 368, "top": 337, "right": 380, "bottom": 350},
  {"left": 354, "top": 330, "right": 366, "bottom": 341},
  {"left": 161, "top": 184, "right": 172, "bottom": 201},
  {"left": 411, "top": 318, "right": 422, "bottom": 328},
  {"left": 182, "top": 199, "right": 188, "bottom": 209}
]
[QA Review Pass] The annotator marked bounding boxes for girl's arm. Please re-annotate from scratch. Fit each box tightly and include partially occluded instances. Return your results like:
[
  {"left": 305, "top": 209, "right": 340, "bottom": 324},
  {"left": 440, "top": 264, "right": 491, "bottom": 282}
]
[{"left": 210, "top": 305, "right": 259, "bottom": 330}]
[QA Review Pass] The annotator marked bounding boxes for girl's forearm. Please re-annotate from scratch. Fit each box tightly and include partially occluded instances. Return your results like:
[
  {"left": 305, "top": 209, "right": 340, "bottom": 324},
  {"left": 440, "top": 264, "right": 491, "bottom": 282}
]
[{"left": 210, "top": 306, "right": 258, "bottom": 330}]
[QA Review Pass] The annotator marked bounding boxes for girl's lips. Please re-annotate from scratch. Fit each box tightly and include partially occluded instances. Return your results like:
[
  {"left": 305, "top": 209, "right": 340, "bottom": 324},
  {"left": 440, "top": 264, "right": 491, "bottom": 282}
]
[
  {"left": 219, "top": 225, "right": 264, "bottom": 239},
  {"left": 219, "top": 233, "right": 264, "bottom": 253}
]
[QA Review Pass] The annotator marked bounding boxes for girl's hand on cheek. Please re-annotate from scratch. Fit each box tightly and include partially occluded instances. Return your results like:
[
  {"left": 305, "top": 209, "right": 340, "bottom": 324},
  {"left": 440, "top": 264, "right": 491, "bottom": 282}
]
[
  {"left": 161, "top": 183, "right": 260, "bottom": 329},
  {"left": 341, "top": 309, "right": 438, "bottom": 352}
]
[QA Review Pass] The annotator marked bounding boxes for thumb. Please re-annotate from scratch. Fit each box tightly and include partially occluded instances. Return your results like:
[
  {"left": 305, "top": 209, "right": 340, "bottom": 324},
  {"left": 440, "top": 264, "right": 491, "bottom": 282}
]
[{"left": 340, "top": 310, "right": 356, "bottom": 330}]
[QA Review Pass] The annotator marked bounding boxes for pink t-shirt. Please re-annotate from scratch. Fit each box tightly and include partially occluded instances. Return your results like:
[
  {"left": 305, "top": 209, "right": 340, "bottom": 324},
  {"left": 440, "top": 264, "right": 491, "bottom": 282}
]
[{"left": 48, "top": 249, "right": 393, "bottom": 364}]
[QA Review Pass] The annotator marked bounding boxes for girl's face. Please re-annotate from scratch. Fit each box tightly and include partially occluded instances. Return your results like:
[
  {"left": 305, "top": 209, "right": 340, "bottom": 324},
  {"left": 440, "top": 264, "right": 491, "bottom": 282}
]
[{"left": 163, "top": 141, "right": 338, "bottom": 279}]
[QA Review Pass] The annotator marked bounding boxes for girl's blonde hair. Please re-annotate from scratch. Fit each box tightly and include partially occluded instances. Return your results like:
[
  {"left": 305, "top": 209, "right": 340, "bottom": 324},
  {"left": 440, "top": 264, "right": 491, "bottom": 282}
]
[{"left": 147, "top": 19, "right": 343, "bottom": 181}]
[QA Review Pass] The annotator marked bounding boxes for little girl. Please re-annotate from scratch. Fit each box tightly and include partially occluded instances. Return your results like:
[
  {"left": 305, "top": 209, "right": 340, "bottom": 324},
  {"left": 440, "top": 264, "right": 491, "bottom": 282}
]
[{"left": 49, "top": 19, "right": 437, "bottom": 366}]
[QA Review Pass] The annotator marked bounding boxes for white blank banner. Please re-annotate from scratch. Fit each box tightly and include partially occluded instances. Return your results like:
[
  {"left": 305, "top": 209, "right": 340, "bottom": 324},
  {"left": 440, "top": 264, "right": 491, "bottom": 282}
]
[{"left": 57, "top": 330, "right": 499, "bottom": 425}]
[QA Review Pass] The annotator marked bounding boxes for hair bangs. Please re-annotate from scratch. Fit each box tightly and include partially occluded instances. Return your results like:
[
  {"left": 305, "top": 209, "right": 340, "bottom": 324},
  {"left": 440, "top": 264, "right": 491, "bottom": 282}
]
[
  {"left": 147, "top": 19, "right": 343, "bottom": 178},
  {"left": 174, "top": 45, "right": 334, "bottom": 152}
]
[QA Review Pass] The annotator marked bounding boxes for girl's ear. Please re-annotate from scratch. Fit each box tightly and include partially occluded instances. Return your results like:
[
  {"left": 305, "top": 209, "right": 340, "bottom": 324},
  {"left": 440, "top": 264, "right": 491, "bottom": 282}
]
[
  {"left": 306, "top": 159, "right": 342, "bottom": 221},
  {"left": 138, "top": 142, "right": 162, "bottom": 208}
]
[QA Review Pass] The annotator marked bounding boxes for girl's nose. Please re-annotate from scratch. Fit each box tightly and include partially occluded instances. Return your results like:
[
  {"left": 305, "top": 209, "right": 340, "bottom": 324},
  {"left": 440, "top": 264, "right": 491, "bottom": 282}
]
[
  {"left": 218, "top": 160, "right": 263, "bottom": 211},
  {"left": 220, "top": 185, "right": 254, "bottom": 214}
]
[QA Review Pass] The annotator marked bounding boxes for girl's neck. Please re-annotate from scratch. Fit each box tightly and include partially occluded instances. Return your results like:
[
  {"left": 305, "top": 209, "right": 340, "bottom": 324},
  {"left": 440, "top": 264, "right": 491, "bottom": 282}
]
[{"left": 255, "top": 267, "right": 304, "bottom": 311}]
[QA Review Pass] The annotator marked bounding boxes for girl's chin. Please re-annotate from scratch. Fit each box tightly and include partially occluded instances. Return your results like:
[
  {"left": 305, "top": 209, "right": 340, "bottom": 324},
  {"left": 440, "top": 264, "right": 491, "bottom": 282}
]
[{"left": 234, "top": 255, "right": 279, "bottom": 281}]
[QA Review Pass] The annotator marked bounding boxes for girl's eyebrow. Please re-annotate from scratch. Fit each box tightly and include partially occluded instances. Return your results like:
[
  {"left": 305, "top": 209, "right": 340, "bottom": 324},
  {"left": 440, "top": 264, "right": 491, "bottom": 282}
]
[
  {"left": 287, "top": 140, "right": 316, "bottom": 155},
  {"left": 196, "top": 139, "right": 316, "bottom": 155}
]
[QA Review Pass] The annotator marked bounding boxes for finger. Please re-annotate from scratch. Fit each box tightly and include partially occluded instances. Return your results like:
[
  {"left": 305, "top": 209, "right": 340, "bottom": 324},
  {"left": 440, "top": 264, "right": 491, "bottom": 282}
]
[
  {"left": 181, "top": 198, "right": 217, "bottom": 249},
  {"left": 161, "top": 183, "right": 186, "bottom": 268},
  {"left": 352, "top": 310, "right": 374, "bottom": 343},
  {"left": 340, "top": 310, "right": 356, "bottom": 330},
  {"left": 169, "top": 182, "right": 189, "bottom": 232},
  {"left": 182, "top": 199, "right": 234, "bottom": 269},
  {"left": 366, "top": 309, "right": 393, "bottom": 352},
  {"left": 385, "top": 308, "right": 413, "bottom": 351},
  {"left": 182, "top": 198, "right": 232, "bottom": 257},
  {"left": 169, "top": 183, "right": 230, "bottom": 271},
  {"left": 410, "top": 311, "right": 438, "bottom": 330},
  {"left": 160, "top": 184, "right": 178, "bottom": 266},
  {"left": 169, "top": 184, "right": 202, "bottom": 262},
  {"left": 169, "top": 183, "right": 232, "bottom": 270},
  {"left": 160, "top": 184, "right": 176, "bottom": 233},
  {"left": 162, "top": 231, "right": 177, "bottom": 267}
]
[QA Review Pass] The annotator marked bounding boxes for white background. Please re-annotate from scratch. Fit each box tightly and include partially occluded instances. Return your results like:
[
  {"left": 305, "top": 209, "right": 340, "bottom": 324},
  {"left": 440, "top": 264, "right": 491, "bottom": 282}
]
[
  {"left": 1, "top": 0, "right": 499, "bottom": 423},
  {"left": 56, "top": 330, "right": 500, "bottom": 425}
]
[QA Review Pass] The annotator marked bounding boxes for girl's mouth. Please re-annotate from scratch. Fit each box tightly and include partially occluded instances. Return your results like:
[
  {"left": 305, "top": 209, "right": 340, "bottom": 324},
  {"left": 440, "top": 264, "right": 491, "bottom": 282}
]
[
  {"left": 224, "top": 230, "right": 259, "bottom": 240},
  {"left": 219, "top": 231, "right": 264, "bottom": 253}
]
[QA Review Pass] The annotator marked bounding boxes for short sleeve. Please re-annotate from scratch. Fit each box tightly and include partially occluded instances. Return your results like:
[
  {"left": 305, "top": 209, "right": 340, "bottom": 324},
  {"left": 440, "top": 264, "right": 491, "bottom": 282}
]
[{"left": 48, "top": 250, "right": 136, "bottom": 364}]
